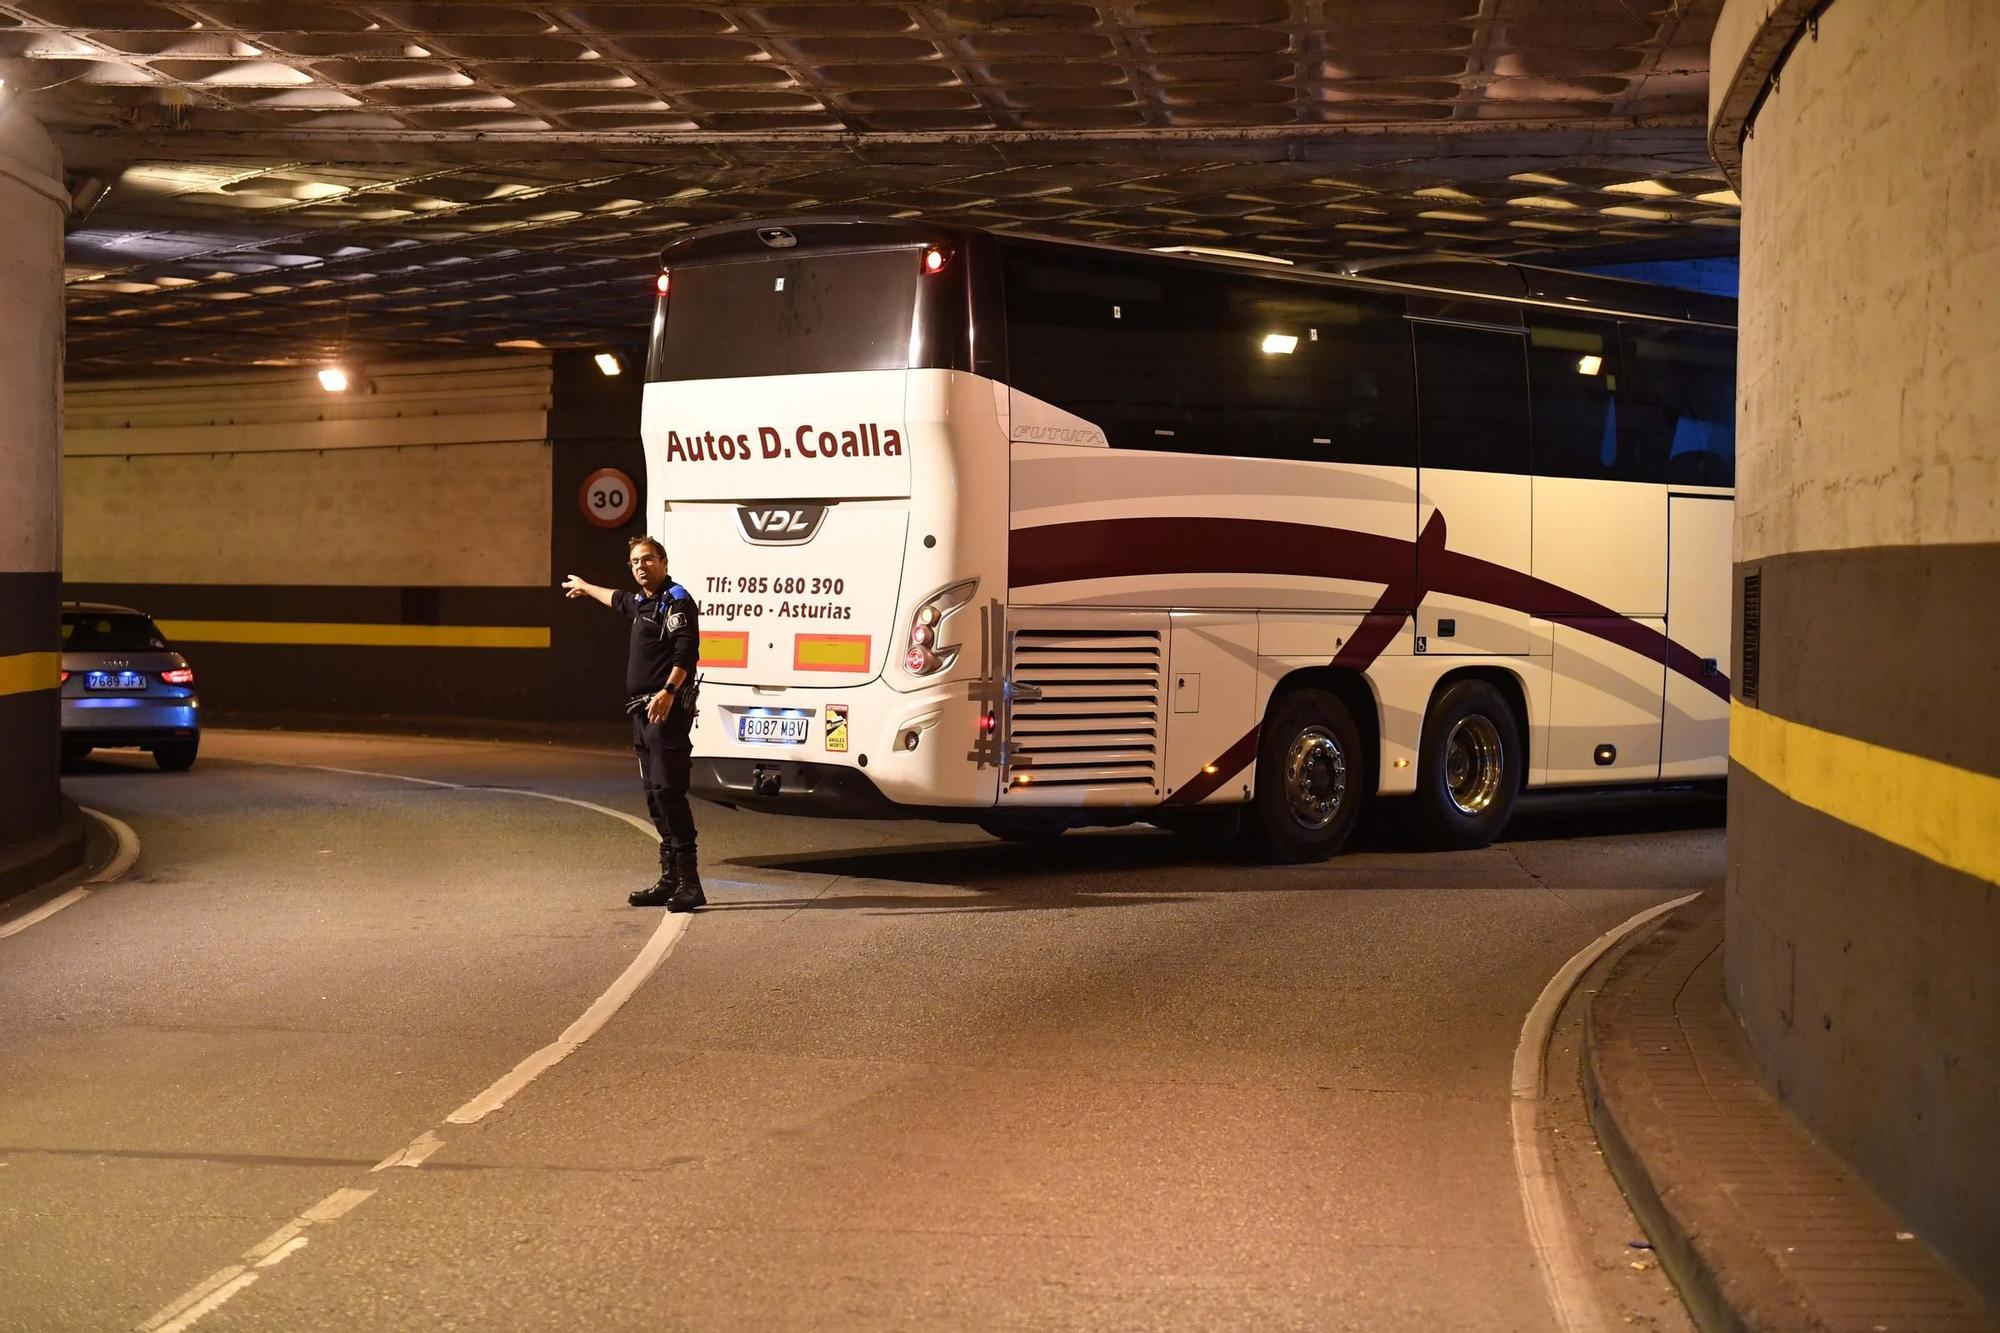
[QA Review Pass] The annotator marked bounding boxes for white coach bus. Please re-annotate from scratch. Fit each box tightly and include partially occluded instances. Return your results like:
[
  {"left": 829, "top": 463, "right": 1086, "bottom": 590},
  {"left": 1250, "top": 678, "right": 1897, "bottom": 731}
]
[{"left": 644, "top": 219, "right": 1735, "bottom": 860}]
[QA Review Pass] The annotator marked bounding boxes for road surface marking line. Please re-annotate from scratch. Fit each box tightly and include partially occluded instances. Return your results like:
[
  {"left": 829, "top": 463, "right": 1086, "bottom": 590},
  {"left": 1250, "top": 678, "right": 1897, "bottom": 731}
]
[
  {"left": 0, "top": 808, "right": 141, "bottom": 941},
  {"left": 242, "top": 1222, "right": 305, "bottom": 1262},
  {"left": 300, "top": 1186, "right": 375, "bottom": 1223},
  {"left": 136, "top": 755, "right": 694, "bottom": 1330},
  {"left": 1511, "top": 891, "right": 1700, "bottom": 1333},
  {"left": 449, "top": 907, "right": 690, "bottom": 1124},
  {"left": 137, "top": 1188, "right": 374, "bottom": 1331},
  {"left": 138, "top": 1266, "right": 246, "bottom": 1331},
  {"left": 150, "top": 1272, "right": 258, "bottom": 1333},
  {"left": 373, "top": 1130, "right": 445, "bottom": 1171},
  {"left": 253, "top": 1237, "right": 308, "bottom": 1268},
  {"left": 0, "top": 887, "right": 90, "bottom": 940}
]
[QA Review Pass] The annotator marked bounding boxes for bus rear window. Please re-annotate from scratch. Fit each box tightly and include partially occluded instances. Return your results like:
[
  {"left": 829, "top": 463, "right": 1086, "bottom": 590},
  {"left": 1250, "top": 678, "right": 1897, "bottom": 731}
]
[{"left": 648, "top": 249, "right": 922, "bottom": 382}]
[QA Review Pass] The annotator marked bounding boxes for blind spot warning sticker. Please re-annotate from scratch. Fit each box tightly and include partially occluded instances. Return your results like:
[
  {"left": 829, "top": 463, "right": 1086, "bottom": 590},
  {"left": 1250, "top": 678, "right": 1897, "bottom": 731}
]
[{"left": 826, "top": 705, "right": 850, "bottom": 753}]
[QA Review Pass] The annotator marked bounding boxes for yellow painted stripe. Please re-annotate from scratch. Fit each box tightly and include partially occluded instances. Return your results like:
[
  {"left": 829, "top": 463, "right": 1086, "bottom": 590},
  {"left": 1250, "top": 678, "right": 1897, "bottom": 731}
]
[
  {"left": 1731, "top": 701, "right": 2000, "bottom": 885},
  {"left": 0, "top": 651, "right": 61, "bottom": 697},
  {"left": 157, "top": 620, "right": 549, "bottom": 650}
]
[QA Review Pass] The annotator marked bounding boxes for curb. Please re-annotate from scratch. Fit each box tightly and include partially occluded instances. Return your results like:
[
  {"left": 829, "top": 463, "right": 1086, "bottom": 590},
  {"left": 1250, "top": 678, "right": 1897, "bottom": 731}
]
[
  {"left": 0, "top": 798, "right": 89, "bottom": 908},
  {"left": 1580, "top": 898, "right": 1820, "bottom": 1333}
]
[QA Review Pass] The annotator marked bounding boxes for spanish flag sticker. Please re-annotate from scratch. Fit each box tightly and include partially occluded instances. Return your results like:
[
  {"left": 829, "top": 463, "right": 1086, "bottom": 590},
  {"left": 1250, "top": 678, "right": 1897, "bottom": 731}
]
[{"left": 825, "top": 705, "right": 850, "bottom": 753}]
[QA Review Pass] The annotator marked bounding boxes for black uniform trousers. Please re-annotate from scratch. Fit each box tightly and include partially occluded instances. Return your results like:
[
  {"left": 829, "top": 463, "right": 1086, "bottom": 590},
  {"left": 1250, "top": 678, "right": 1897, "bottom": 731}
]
[{"left": 633, "top": 715, "right": 697, "bottom": 851}]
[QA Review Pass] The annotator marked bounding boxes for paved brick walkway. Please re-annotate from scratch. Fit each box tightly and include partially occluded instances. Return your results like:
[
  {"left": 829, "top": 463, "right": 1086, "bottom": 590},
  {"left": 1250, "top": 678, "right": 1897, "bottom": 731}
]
[{"left": 1585, "top": 894, "right": 1996, "bottom": 1333}]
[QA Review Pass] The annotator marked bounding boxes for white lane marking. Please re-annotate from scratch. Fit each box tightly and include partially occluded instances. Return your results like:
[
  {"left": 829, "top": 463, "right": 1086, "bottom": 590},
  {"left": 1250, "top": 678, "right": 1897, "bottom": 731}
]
[
  {"left": 448, "top": 907, "right": 689, "bottom": 1124},
  {"left": 138, "top": 756, "right": 694, "bottom": 1331},
  {"left": 1511, "top": 891, "right": 1700, "bottom": 1333},
  {"left": 0, "top": 887, "right": 90, "bottom": 940},
  {"left": 149, "top": 1272, "right": 259, "bottom": 1333},
  {"left": 0, "top": 807, "right": 141, "bottom": 940},
  {"left": 372, "top": 1130, "right": 446, "bottom": 1171},
  {"left": 138, "top": 1185, "right": 377, "bottom": 1331}
]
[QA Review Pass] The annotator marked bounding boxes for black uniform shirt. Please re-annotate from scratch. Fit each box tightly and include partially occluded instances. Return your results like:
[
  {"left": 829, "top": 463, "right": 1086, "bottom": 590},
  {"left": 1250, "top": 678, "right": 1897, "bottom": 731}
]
[{"left": 614, "top": 582, "right": 700, "bottom": 697}]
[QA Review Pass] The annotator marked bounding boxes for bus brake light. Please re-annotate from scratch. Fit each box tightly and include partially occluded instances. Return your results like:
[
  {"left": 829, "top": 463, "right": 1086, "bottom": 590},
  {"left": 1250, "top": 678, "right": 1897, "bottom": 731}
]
[
  {"left": 922, "top": 247, "right": 947, "bottom": 275},
  {"left": 655, "top": 271, "right": 671, "bottom": 297}
]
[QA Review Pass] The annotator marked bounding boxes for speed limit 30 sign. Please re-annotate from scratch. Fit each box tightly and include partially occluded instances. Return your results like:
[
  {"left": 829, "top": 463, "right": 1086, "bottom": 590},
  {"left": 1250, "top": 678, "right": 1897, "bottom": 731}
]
[{"left": 580, "top": 467, "right": 637, "bottom": 529}]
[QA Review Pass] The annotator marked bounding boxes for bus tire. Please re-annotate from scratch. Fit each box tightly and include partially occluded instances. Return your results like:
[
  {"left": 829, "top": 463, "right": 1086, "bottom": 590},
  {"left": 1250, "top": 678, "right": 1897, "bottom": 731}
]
[
  {"left": 1242, "top": 688, "right": 1365, "bottom": 863},
  {"left": 1415, "top": 680, "right": 1521, "bottom": 850}
]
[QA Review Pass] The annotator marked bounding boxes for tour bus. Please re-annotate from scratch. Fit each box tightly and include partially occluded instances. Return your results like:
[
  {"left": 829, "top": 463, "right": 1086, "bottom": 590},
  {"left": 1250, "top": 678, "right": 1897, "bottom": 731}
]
[{"left": 643, "top": 219, "right": 1734, "bottom": 860}]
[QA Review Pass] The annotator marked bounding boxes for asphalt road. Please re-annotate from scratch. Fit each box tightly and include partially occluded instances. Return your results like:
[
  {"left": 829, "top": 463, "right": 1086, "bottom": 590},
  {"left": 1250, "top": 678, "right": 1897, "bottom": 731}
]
[{"left": 1, "top": 730, "right": 1722, "bottom": 1331}]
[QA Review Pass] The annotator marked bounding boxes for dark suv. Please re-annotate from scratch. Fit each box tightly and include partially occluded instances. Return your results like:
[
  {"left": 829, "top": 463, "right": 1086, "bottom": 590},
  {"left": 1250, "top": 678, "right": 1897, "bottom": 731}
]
[{"left": 59, "top": 602, "right": 202, "bottom": 771}]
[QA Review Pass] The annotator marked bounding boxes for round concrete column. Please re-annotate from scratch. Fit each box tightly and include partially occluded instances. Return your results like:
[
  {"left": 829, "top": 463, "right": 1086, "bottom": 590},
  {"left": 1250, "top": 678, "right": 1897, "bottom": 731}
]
[
  {"left": 0, "top": 107, "right": 68, "bottom": 884},
  {"left": 1712, "top": 0, "right": 2000, "bottom": 1299}
]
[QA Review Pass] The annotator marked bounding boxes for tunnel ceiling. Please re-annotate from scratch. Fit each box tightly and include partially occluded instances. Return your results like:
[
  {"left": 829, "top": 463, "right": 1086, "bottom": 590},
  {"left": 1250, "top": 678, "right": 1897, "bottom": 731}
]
[{"left": 1, "top": 1, "right": 1737, "bottom": 376}]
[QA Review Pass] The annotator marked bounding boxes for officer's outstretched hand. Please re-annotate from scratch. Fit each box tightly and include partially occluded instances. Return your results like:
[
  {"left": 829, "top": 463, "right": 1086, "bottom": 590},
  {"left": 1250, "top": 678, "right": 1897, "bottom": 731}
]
[{"left": 561, "top": 575, "right": 589, "bottom": 598}]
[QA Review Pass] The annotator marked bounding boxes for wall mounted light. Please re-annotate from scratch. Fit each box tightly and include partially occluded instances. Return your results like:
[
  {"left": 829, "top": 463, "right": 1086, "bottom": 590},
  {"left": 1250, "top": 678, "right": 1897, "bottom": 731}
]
[
  {"left": 317, "top": 366, "right": 351, "bottom": 393},
  {"left": 1261, "top": 333, "right": 1299, "bottom": 355},
  {"left": 594, "top": 352, "right": 623, "bottom": 377},
  {"left": 1576, "top": 354, "right": 1603, "bottom": 376}
]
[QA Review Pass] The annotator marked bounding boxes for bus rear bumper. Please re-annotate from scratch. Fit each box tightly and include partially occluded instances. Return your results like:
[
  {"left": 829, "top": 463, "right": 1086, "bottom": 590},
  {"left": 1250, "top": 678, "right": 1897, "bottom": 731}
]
[{"left": 692, "top": 756, "right": 980, "bottom": 822}]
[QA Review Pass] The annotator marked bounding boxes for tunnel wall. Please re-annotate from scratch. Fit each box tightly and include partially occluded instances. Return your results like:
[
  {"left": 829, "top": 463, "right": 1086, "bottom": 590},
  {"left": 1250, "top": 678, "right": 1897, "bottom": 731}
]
[
  {"left": 63, "top": 353, "right": 645, "bottom": 724},
  {"left": 1714, "top": 0, "right": 2000, "bottom": 1301},
  {"left": 0, "top": 111, "right": 71, "bottom": 882}
]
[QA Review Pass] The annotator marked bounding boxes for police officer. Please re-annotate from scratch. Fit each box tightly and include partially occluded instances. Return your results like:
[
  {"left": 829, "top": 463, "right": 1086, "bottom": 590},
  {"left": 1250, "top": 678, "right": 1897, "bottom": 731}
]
[{"left": 562, "top": 535, "right": 704, "bottom": 909}]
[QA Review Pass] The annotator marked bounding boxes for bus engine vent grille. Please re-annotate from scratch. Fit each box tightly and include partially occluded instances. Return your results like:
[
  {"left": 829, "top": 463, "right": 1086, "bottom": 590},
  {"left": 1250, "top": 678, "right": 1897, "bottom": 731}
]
[{"left": 1006, "top": 629, "right": 1163, "bottom": 794}]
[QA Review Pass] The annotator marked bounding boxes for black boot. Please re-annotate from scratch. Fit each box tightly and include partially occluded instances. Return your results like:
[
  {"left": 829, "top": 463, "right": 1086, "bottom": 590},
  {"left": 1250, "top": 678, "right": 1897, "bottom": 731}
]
[
  {"left": 628, "top": 841, "right": 679, "bottom": 907},
  {"left": 665, "top": 845, "right": 705, "bottom": 912}
]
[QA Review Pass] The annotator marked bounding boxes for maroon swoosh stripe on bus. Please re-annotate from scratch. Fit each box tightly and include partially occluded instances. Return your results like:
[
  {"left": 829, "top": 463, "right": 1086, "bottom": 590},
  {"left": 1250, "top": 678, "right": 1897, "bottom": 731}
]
[{"left": 1009, "top": 514, "right": 1729, "bottom": 701}]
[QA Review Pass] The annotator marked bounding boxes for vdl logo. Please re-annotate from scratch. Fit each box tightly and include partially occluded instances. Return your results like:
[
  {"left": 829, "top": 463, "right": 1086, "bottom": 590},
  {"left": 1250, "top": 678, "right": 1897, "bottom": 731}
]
[{"left": 736, "top": 504, "right": 826, "bottom": 545}]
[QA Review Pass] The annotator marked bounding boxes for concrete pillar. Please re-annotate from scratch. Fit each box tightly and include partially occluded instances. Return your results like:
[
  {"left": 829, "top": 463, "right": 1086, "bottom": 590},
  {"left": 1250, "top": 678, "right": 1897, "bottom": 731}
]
[
  {"left": 0, "top": 106, "right": 69, "bottom": 890},
  {"left": 1713, "top": 0, "right": 2000, "bottom": 1300}
]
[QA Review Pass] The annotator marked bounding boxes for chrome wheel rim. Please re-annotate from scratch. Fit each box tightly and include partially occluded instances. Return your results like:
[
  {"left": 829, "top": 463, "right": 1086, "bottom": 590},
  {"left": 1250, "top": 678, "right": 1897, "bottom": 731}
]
[
  {"left": 1444, "top": 715, "right": 1504, "bottom": 815},
  {"left": 1284, "top": 726, "right": 1348, "bottom": 830}
]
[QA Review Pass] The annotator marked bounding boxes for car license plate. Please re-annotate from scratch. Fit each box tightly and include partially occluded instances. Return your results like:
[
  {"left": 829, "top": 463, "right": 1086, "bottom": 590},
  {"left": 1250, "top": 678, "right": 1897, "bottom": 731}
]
[
  {"left": 738, "top": 713, "right": 809, "bottom": 745},
  {"left": 86, "top": 671, "right": 147, "bottom": 691}
]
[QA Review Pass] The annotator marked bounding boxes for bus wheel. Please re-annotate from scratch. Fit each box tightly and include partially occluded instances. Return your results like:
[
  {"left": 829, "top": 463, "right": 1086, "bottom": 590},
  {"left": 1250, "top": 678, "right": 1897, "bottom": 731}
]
[
  {"left": 1242, "top": 688, "right": 1364, "bottom": 863},
  {"left": 1415, "top": 680, "right": 1521, "bottom": 850}
]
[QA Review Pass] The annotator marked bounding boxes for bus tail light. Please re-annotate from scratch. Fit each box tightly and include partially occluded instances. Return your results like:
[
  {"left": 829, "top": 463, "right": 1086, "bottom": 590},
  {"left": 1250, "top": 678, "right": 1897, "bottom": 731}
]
[
  {"left": 655, "top": 270, "right": 671, "bottom": 297},
  {"left": 161, "top": 667, "right": 194, "bottom": 685},
  {"left": 922, "top": 246, "right": 948, "bottom": 275},
  {"left": 904, "top": 579, "right": 977, "bottom": 678}
]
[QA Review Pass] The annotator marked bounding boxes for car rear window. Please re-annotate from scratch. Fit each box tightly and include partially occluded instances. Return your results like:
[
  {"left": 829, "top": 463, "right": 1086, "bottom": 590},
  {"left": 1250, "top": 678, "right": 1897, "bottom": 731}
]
[{"left": 63, "top": 614, "right": 169, "bottom": 652}]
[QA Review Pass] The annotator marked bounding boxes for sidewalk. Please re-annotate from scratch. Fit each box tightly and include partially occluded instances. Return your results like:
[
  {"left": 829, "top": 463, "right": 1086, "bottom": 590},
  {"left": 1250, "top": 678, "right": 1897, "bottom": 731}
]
[{"left": 1584, "top": 894, "right": 1997, "bottom": 1333}]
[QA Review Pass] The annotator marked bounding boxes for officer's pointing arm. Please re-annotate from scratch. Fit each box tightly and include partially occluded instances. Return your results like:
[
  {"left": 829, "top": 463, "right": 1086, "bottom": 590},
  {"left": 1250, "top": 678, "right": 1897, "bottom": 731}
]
[{"left": 561, "top": 575, "right": 616, "bottom": 608}]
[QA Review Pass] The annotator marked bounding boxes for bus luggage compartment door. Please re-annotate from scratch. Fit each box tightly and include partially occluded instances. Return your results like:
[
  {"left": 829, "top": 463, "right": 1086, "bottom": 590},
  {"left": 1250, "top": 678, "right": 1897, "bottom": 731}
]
[{"left": 1162, "top": 614, "right": 1256, "bottom": 804}]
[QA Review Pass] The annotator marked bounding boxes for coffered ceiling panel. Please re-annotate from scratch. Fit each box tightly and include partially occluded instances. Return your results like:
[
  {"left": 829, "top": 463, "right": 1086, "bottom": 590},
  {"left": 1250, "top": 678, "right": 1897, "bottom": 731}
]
[{"left": 0, "top": 0, "right": 1733, "bottom": 374}]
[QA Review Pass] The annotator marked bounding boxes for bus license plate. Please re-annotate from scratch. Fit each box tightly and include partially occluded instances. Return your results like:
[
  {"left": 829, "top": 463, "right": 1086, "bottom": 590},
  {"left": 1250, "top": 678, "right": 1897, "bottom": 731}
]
[
  {"left": 738, "top": 713, "right": 809, "bottom": 745},
  {"left": 86, "top": 671, "right": 147, "bottom": 691}
]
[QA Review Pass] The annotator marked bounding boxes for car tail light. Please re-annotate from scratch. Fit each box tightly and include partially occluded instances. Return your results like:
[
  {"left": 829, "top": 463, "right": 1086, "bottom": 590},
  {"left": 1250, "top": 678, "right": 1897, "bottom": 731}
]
[
  {"left": 161, "top": 667, "right": 194, "bottom": 685},
  {"left": 60, "top": 670, "right": 69, "bottom": 684}
]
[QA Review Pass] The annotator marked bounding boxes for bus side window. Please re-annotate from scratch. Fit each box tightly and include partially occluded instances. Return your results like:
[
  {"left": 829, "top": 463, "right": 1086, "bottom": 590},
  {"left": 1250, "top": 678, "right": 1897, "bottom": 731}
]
[
  {"left": 1413, "top": 322, "right": 1530, "bottom": 475},
  {"left": 1619, "top": 325, "right": 1736, "bottom": 488},
  {"left": 1000, "top": 247, "right": 1203, "bottom": 448},
  {"left": 1218, "top": 282, "right": 1415, "bottom": 468},
  {"left": 1527, "top": 318, "right": 1628, "bottom": 481}
]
